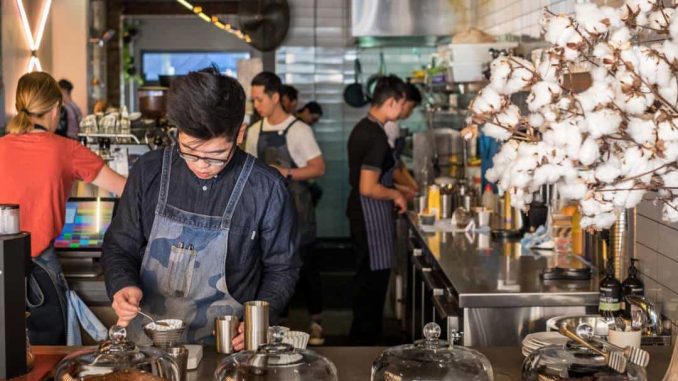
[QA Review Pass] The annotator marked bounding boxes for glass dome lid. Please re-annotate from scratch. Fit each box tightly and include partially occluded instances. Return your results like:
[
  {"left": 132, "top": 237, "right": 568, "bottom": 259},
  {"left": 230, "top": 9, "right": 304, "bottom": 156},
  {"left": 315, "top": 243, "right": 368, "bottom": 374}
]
[
  {"left": 522, "top": 344, "right": 647, "bottom": 380},
  {"left": 214, "top": 327, "right": 338, "bottom": 381},
  {"left": 54, "top": 326, "right": 181, "bottom": 381},
  {"left": 371, "top": 322, "right": 493, "bottom": 381}
]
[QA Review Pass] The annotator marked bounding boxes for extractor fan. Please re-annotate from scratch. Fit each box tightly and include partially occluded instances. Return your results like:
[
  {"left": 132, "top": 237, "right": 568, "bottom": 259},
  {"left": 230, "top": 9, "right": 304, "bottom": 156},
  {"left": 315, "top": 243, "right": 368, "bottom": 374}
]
[{"left": 238, "top": 0, "right": 290, "bottom": 52}]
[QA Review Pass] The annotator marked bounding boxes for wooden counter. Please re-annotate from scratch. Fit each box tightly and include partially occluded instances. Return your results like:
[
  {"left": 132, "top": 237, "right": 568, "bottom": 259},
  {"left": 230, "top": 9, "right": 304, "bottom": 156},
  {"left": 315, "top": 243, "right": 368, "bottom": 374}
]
[{"left": 7, "top": 344, "right": 673, "bottom": 381}]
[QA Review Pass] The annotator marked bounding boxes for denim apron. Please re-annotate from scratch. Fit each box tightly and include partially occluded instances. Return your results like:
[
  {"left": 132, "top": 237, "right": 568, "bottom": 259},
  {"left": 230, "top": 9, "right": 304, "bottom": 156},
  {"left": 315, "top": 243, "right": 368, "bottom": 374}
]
[
  {"left": 128, "top": 146, "right": 254, "bottom": 345},
  {"left": 27, "top": 244, "right": 107, "bottom": 345},
  {"left": 256, "top": 118, "right": 316, "bottom": 246},
  {"left": 359, "top": 115, "right": 398, "bottom": 271}
]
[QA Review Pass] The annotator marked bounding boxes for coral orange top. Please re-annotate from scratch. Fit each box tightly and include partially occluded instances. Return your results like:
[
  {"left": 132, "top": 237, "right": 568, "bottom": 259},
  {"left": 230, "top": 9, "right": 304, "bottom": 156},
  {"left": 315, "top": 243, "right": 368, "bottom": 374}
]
[{"left": 0, "top": 132, "right": 104, "bottom": 256}]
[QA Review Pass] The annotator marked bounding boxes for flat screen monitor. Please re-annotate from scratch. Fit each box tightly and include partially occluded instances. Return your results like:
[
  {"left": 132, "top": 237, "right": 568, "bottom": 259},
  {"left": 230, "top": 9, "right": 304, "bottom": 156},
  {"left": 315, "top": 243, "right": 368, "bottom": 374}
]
[{"left": 54, "top": 198, "right": 117, "bottom": 251}]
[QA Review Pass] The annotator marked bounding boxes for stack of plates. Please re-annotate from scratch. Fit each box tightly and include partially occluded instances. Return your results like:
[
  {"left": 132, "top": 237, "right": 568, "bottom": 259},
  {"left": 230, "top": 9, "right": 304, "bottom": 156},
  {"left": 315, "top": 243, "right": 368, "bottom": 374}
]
[{"left": 521, "top": 331, "right": 570, "bottom": 357}]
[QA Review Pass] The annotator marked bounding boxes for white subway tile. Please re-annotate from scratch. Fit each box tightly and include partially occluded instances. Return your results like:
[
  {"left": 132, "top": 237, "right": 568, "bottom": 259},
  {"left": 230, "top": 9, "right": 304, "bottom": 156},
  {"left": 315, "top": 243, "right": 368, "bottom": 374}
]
[
  {"left": 635, "top": 243, "right": 658, "bottom": 280},
  {"left": 637, "top": 215, "right": 659, "bottom": 252},
  {"left": 657, "top": 254, "right": 678, "bottom": 294},
  {"left": 637, "top": 198, "right": 661, "bottom": 221},
  {"left": 656, "top": 223, "right": 678, "bottom": 260}
]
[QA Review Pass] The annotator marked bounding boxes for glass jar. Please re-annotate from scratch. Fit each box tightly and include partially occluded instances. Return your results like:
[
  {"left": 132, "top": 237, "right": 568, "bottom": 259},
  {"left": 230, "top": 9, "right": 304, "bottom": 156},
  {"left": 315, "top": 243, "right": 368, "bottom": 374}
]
[
  {"left": 371, "top": 323, "right": 493, "bottom": 381},
  {"left": 214, "top": 327, "right": 338, "bottom": 381},
  {"left": 54, "top": 326, "right": 181, "bottom": 381},
  {"left": 522, "top": 344, "right": 647, "bottom": 381}
]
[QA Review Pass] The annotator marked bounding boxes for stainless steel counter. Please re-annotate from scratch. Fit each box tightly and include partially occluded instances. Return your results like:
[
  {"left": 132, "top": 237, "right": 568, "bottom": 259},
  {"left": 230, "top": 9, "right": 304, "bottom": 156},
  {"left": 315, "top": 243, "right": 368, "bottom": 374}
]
[{"left": 404, "top": 213, "right": 601, "bottom": 346}]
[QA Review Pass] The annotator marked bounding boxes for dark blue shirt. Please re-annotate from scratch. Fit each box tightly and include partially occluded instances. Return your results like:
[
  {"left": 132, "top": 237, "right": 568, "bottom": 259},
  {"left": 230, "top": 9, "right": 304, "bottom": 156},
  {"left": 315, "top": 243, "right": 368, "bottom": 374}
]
[{"left": 101, "top": 147, "right": 300, "bottom": 321}]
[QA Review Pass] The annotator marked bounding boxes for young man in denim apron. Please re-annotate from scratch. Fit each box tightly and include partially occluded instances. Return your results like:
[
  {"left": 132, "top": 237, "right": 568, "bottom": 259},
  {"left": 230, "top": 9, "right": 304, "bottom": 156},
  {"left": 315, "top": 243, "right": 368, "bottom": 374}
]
[
  {"left": 244, "top": 72, "right": 327, "bottom": 345},
  {"left": 346, "top": 75, "right": 410, "bottom": 345},
  {"left": 101, "top": 68, "right": 301, "bottom": 349}
]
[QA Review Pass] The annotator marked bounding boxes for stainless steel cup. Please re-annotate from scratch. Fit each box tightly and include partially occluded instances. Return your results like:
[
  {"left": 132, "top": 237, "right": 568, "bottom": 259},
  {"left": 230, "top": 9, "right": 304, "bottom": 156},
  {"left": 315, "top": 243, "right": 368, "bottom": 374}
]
[
  {"left": 441, "top": 194, "right": 452, "bottom": 219},
  {"left": 215, "top": 315, "right": 239, "bottom": 354},
  {"left": 166, "top": 346, "right": 188, "bottom": 381},
  {"left": 245, "top": 301, "right": 269, "bottom": 351}
]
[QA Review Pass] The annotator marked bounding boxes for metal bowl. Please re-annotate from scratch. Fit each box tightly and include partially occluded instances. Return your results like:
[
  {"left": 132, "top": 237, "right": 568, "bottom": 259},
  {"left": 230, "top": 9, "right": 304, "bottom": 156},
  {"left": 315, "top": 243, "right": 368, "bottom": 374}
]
[
  {"left": 546, "top": 315, "right": 610, "bottom": 337},
  {"left": 144, "top": 319, "right": 185, "bottom": 347}
]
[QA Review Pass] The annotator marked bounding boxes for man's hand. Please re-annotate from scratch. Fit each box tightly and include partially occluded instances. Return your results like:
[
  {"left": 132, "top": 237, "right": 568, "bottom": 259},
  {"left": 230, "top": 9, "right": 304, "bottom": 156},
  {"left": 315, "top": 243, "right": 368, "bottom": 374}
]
[
  {"left": 269, "top": 164, "right": 286, "bottom": 177},
  {"left": 232, "top": 322, "right": 245, "bottom": 351},
  {"left": 395, "top": 184, "right": 416, "bottom": 201},
  {"left": 112, "top": 286, "right": 143, "bottom": 327},
  {"left": 393, "top": 191, "right": 407, "bottom": 214}
]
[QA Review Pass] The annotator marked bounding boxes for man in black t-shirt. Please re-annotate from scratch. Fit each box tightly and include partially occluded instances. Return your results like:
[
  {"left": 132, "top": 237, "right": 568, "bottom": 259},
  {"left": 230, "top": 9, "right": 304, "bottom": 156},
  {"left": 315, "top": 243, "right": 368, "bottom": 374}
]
[{"left": 346, "top": 75, "right": 409, "bottom": 345}]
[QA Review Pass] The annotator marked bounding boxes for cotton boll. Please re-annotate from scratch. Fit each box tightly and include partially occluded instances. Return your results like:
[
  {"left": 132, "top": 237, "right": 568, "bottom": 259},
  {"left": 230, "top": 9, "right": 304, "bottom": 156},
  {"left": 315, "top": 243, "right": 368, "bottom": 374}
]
[
  {"left": 563, "top": 46, "right": 582, "bottom": 62},
  {"left": 593, "top": 43, "right": 616, "bottom": 66},
  {"left": 512, "top": 155, "right": 539, "bottom": 172},
  {"left": 616, "top": 91, "right": 655, "bottom": 115},
  {"left": 648, "top": 9, "right": 673, "bottom": 30},
  {"left": 533, "top": 164, "right": 561, "bottom": 185},
  {"left": 581, "top": 198, "right": 614, "bottom": 216},
  {"left": 627, "top": 117, "right": 657, "bottom": 145},
  {"left": 576, "top": 82, "right": 615, "bottom": 112},
  {"left": 620, "top": 146, "right": 646, "bottom": 177},
  {"left": 560, "top": 181, "right": 588, "bottom": 200},
  {"left": 509, "top": 170, "right": 531, "bottom": 189},
  {"left": 504, "top": 57, "right": 536, "bottom": 94},
  {"left": 471, "top": 87, "right": 505, "bottom": 115},
  {"left": 625, "top": 189, "right": 646, "bottom": 208},
  {"left": 662, "top": 200, "right": 678, "bottom": 222},
  {"left": 537, "top": 54, "right": 561, "bottom": 82},
  {"left": 483, "top": 123, "right": 513, "bottom": 141},
  {"left": 658, "top": 116, "right": 678, "bottom": 141},
  {"left": 625, "top": 0, "right": 656, "bottom": 14},
  {"left": 544, "top": 15, "right": 574, "bottom": 46},
  {"left": 576, "top": 3, "right": 612, "bottom": 35},
  {"left": 578, "top": 138, "right": 600, "bottom": 166},
  {"left": 594, "top": 212, "right": 620, "bottom": 229},
  {"left": 637, "top": 46, "right": 662, "bottom": 85},
  {"left": 489, "top": 57, "right": 512, "bottom": 93},
  {"left": 661, "top": 171, "right": 678, "bottom": 189},
  {"left": 496, "top": 104, "right": 521, "bottom": 128},
  {"left": 671, "top": 9, "right": 678, "bottom": 40},
  {"left": 609, "top": 27, "right": 632, "bottom": 49},
  {"left": 580, "top": 216, "right": 595, "bottom": 229},
  {"left": 595, "top": 155, "right": 622, "bottom": 184},
  {"left": 659, "top": 76, "right": 678, "bottom": 108},
  {"left": 601, "top": 6, "right": 623, "bottom": 28},
  {"left": 528, "top": 112, "right": 545, "bottom": 128},
  {"left": 658, "top": 40, "right": 678, "bottom": 66},
  {"left": 585, "top": 109, "right": 622, "bottom": 138}
]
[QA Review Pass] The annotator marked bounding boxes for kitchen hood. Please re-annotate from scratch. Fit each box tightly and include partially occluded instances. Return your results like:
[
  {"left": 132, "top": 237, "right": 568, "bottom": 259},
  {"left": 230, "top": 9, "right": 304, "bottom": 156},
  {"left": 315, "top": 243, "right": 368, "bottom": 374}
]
[{"left": 351, "top": 0, "right": 460, "bottom": 37}]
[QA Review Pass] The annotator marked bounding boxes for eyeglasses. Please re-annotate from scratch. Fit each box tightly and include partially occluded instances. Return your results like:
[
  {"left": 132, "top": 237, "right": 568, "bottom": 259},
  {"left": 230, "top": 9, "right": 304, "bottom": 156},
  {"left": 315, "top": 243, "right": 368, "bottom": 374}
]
[{"left": 177, "top": 145, "right": 234, "bottom": 167}]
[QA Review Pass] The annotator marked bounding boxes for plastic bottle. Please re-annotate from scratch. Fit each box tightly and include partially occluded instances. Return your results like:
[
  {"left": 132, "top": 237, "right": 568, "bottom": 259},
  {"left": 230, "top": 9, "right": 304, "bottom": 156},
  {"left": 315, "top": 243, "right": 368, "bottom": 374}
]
[
  {"left": 481, "top": 184, "right": 496, "bottom": 212},
  {"left": 622, "top": 258, "right": 645, "bottom": 319}
]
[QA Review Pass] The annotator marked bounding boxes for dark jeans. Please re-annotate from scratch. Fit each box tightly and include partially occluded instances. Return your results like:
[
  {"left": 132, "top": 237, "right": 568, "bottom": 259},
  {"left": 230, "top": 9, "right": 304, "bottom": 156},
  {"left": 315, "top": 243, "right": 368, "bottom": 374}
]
[
  {"left": 349, "top": 218, "right": 391, "bottom": 345},
  {"left": 26, "top": 248, "right": 67, "bottom": 345}
]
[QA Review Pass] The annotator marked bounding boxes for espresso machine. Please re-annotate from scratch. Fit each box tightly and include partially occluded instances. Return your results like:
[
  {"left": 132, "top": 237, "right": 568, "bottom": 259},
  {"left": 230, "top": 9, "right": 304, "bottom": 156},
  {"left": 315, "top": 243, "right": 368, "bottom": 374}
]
[{"left": 0, "top": 204, "right": 30, "bottom": 378}]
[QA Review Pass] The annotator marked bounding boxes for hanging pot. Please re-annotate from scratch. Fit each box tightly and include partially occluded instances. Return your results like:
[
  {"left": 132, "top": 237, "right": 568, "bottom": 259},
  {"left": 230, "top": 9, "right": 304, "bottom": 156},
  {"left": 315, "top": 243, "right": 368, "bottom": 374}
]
[{"left": 343, "top": 58, "right": 369, "bottom": 108}]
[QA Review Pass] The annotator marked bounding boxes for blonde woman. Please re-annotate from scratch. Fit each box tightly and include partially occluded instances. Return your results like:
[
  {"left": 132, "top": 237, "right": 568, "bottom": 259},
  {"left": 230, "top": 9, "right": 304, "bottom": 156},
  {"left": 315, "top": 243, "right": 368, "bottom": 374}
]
[{"left": 0, "top": 72, "right": 126, "bottom": 344}]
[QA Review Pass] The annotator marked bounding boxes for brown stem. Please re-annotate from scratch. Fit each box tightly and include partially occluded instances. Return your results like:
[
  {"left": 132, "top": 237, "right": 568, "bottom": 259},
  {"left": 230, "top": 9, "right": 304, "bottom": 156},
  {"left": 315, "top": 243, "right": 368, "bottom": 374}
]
[
  {"left": 612, "top": 162, "right": 674, "bottom": 185},
  {"left": 628, "top": 70, "right": 678, "bottom": 114}
]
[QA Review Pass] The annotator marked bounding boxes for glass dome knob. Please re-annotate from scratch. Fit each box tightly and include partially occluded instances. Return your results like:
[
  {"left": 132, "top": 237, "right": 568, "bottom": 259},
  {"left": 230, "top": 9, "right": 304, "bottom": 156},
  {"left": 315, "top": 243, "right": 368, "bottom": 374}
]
[
  {"left": 423, "top": 322, "right": 441, "bottom": 341},
  {"left": 109, "top": 325, "right": 127, "bottom": 342},
  {"left": 270, "top": 326, "right": 287, "bottom": 344}
]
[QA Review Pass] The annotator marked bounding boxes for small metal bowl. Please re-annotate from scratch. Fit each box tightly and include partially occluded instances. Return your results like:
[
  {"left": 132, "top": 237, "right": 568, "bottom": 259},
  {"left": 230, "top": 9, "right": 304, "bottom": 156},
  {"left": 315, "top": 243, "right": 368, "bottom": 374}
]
[{"left": 144, "top": 319, "right": 186, "bottom": 347}]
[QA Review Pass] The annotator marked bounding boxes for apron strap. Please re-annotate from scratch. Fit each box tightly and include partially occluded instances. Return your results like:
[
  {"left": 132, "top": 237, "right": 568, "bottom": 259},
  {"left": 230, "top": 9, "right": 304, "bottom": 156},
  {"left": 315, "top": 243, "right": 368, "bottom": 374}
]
[
  {"left": 221, "top": 155, "right": 255, "bottom": 227},
  {"left": 155, "top": 146, "right": 174, "bottom": 214},
  {"left": 282, "top": 118, "right": 299, "bottom": 136}
]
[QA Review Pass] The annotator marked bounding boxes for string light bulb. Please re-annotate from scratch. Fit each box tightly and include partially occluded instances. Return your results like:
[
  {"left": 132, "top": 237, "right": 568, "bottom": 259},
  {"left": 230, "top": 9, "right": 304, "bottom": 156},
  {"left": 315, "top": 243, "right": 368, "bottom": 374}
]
[{"left": 174, "top": 0, "right": 251, "bottom": 45}]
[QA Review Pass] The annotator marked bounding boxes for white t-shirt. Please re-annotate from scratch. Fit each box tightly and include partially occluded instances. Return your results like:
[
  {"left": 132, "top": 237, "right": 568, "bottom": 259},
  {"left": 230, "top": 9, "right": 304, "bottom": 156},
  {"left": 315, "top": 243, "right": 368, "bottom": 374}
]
[
  {"left": 384, "top": 121, "right": 400, "bottom": 149},
  {"left": 245, "top": 115, "right": 322, "bottom": 168}
]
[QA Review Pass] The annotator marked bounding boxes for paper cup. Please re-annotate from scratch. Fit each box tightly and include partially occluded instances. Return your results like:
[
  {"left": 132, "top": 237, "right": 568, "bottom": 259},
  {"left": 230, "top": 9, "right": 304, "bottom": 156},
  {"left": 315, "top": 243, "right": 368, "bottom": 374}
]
[{"left": 608, "top": 329, "right": 641, "bottom": 348}]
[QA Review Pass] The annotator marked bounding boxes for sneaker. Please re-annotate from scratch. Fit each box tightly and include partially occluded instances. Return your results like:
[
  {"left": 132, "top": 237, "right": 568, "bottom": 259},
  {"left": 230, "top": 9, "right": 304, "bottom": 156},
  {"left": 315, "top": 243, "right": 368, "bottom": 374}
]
[{"left": 308, "top": 321, "right": 325, "bottom": 346}]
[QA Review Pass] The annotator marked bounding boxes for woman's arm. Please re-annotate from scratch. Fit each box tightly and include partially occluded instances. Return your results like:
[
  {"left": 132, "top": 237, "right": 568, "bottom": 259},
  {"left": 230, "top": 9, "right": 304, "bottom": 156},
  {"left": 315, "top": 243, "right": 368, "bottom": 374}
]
[{"left": 91, "top": 166, "right": 127, "bottom": 196}]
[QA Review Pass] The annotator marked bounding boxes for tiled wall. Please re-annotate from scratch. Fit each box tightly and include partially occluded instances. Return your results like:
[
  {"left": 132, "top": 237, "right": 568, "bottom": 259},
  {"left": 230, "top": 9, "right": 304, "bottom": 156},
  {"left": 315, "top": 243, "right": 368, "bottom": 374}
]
[{"left": 635, "top": 200, "right": 678, "bottom": 326}]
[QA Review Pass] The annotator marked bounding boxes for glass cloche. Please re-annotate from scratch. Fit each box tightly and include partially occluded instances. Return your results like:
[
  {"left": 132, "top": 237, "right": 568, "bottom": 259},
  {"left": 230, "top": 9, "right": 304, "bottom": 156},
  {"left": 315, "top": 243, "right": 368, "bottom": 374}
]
[
  {"left": 371, "top": 322, "right": 493, "bottom": 381},
  {"left": 54, "top": 326, "right": 181, "bottom": 381},
  {"left": 214, "top": 327, "right": 338, "bottom": 381},
  {"left": 522, "top": 344, "right": 647, "bottom": 381}
]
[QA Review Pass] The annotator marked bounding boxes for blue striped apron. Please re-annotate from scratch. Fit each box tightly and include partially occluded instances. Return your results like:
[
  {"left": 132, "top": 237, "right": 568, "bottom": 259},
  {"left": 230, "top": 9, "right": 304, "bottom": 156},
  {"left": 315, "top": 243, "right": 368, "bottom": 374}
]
[
  {"left": 360, "top": 116, "right": 397, "bottom": 271},
  {"left": 127, "top": 146, "right": 255, "bottom": 345}
]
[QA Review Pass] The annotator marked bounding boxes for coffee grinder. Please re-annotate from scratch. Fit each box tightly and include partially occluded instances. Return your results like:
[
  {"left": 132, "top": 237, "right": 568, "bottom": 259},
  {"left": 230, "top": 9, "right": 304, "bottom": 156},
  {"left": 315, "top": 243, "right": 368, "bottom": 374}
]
[{"left": 0, "top": 204, "right": 30, "bottom": 378}]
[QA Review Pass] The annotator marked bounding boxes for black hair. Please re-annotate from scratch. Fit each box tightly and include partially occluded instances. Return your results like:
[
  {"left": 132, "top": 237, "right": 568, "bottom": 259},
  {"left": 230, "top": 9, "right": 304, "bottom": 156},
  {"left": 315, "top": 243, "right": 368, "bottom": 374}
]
[
  {"left": 371, "top": 75, "right": 407, "bottom": 106},
  {"left": 167, "top": 67, "right": 246, "bottom": 141},
  {"left": 281, "top": 85, "right": 298, "bottom": 101},
  {"left": 404, "top": 83, "right": 422, "bottom": 105},
  {"left": 299, "top": 101, "right": 323, "bottom": 116},
  {"left": 58, "top": 79, "right": 74, "bottom": 94},
  {"left": 251, "top": 71, "right": 283, "bottom": 97}
]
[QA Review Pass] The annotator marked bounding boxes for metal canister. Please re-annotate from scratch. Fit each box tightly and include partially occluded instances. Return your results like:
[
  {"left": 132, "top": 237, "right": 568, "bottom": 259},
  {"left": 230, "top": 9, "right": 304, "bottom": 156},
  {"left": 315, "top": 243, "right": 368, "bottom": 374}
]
[
  {"left": 215, "top": 315, "right": 239, "bottom": 354},
  {"left": 0, "top": 204, "right": 20, "bottom": 235},
  {"left": 441, "top": 194, "right": 452, "bottom": 219},
  {"left": 244, "top": 301, "right": 269, "bottom": 351}
]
